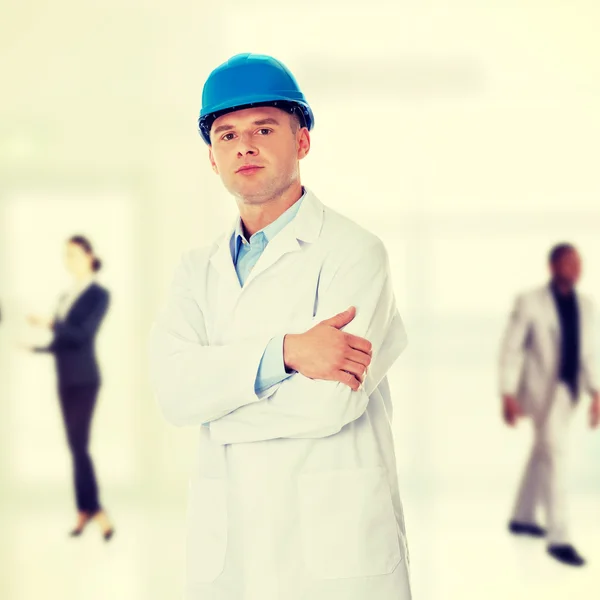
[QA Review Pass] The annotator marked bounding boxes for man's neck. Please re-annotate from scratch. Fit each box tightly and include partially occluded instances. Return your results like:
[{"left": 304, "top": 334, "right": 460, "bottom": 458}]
[
  {"left": 238, "top": 182, "right": 303, "bottom": 237},
  {"left": 551, "top": 279, "right": 574, "bottom": 296}
]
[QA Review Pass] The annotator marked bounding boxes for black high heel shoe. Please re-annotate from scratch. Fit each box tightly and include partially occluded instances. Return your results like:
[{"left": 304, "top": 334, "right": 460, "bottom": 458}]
[
  {"left": 69, "top": 527, "right": 85, "bottom": 537},
  {"left": 69, "top": 512, "right": 92, "bottom": 537},
  {"left": 91, "top": 509, "right": 115, "bottom": 542}
]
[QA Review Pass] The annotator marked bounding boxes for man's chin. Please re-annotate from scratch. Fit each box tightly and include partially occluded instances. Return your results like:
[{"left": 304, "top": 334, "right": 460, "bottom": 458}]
[{"left": 231, "top": 183, "right": 274, "bottom": 204}]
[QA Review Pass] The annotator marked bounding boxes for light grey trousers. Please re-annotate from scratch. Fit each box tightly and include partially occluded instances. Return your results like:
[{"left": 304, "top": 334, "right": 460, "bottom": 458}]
[{"left": 511, "top": 383, "right": 576, "bottom": 545}]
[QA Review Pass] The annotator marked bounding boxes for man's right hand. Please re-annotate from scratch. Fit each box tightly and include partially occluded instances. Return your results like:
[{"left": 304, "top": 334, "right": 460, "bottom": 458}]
[
  {"left": 283, "top": 306, "right": 372, "bottom": 391},
  {"left": 502, "top": 394, "right": 523, "bottom": 427}
]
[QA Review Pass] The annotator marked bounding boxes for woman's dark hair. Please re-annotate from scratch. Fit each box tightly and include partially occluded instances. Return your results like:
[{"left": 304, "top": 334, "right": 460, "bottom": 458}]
[{"left": 69, "top": 235, "right": 103, "bottom": 272}]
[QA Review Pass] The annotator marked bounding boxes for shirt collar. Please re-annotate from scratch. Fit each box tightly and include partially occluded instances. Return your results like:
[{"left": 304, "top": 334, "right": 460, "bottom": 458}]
[{"left": 231, "top": 187, "right": 307, "bottom": 260}]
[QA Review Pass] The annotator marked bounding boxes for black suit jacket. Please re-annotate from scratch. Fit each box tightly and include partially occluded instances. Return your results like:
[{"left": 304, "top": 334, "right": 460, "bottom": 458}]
[{"left": 36, "top": 283, "right": 110, "bottom": 388}]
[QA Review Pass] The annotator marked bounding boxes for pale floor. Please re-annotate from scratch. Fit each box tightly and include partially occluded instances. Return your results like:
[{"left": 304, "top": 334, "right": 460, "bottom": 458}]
[{"left": 1, "top": 488, "right": 598, "bottom": 600}]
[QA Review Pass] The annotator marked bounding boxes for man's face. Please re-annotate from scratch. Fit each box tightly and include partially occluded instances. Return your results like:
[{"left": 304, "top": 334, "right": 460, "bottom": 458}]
[
  {"left": 551, "top": 249, "right": 582, "bottom": 287},
  {"left": 208, "top": 106, "right": 310, "bottom": 204}
]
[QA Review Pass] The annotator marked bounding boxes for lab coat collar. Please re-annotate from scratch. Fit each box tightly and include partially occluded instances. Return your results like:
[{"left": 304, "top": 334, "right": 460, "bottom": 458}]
[
  {"left": 230, "top": 188, "right": 307, "bottom": 262},
  {"left": 293, "top": 187, "right": 324, "bottom": 244},
  {"left": 210, "top": 187, "right": 324, "bottom": 284}
]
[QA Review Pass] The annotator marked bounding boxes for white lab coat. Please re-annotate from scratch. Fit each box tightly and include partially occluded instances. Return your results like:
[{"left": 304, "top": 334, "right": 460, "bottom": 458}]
[{"left": 149, "top": 189, "right": 412, "bottom": 600}]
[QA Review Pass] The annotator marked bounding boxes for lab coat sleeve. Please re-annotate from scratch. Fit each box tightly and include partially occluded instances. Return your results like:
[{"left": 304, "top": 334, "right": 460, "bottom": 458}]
[
  {"left": 498, "top": 293, "right": 530, "bottom": 396},
  {"left": 208, "top": 240, "right": 408, "bottom": 444},
  {"left": 148, "top": 256, "right": 276, "bottom": 427},
  {"left": 581, "top": 299, "right": 599, "bottom": 395}
]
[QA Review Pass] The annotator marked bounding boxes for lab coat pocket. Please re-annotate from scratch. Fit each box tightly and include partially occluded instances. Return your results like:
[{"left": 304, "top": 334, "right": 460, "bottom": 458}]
[
  {"left": 298, "top": 467, "right": 402, "bottom": 580},
  {"left": 186, "top": 477, "right": 228, "bottom": 584}
]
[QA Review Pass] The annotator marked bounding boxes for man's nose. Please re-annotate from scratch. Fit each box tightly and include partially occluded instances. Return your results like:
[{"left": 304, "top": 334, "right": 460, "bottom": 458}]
[{"left": 237, "top": 133, "right": 258, "bottom": 156}]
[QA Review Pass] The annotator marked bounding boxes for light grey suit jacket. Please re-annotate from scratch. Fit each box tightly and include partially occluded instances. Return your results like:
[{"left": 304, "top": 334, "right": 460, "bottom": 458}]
[{"left": 499, "top": 284, "right": 598, "bottom": 415}]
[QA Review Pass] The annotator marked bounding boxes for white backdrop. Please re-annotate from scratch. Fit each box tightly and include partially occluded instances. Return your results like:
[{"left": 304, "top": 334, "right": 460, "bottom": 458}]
[{"left": 1, "top": 1, "right": 599, "bottom": 599}]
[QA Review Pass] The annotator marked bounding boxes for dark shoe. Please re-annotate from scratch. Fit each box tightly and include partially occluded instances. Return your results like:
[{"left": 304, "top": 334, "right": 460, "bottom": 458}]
[
  {"left": 69, "top": 527, "right": 85, "bottom": 537},
  {"left": 508, "top": 520, "right": 547, "bottom": 538},
  {"left": 547, "top": 544, "right": 586, "bottom": 566},
  {"left": 69, "top": 512, "right": 92, "bottom": 537},
  {"left": 91, "top": 509, "right": 115, "bottom": 542}
]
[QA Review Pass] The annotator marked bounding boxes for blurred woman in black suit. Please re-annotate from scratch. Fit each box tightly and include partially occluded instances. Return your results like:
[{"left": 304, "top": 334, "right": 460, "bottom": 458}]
[{"left": 28, "top": 235, "right": 115, "bottom": 540}]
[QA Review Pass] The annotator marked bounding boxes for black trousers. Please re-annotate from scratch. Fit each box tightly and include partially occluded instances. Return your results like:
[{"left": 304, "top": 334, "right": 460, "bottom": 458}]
[{"left": 58, "top": 384, "right": 102, "bottom": 514}]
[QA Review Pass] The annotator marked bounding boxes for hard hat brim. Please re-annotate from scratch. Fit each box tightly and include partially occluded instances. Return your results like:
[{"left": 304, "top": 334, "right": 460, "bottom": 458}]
[{"left": 198, "top": 96, "right": 314, "bottom": 145}]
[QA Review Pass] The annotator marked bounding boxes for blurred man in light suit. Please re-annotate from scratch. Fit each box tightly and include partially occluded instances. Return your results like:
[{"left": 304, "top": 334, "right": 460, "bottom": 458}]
[{"left": 499, "top": 243, "right": 600, "bottom": 567}]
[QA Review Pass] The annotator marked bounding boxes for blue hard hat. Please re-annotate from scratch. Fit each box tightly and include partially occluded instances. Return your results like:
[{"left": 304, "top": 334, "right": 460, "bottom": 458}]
[{"left": 198, "top": 53, "right": 314, "bottom": 144}]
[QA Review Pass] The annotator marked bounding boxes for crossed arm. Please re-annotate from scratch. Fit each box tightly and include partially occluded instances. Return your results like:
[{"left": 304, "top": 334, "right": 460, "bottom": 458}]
[{"left": 148, "top": 242, "right": 407, "bottom": 442}]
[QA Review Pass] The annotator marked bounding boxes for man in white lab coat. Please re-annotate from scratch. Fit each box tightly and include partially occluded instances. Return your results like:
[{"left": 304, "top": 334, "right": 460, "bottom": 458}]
[
  {"left": 499, "top": 243, "right": 600, "bottom": 567},
  {"left": 148, "top": 53, "right": 412, "bottom": 599}
]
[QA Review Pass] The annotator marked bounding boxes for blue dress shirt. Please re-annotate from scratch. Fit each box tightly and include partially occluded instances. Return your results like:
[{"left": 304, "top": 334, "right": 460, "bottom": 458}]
[{"left": 231, "top": 191, "right": 306, "bottom": 394}]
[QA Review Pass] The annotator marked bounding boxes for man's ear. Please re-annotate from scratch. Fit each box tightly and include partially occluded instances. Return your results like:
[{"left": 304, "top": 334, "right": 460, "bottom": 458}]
[
  {"left": 208, "top": 147, "right": 219, "bottom": 174},
  {"left": 297, "top": 128, "right": 311, "bottom": 160}
]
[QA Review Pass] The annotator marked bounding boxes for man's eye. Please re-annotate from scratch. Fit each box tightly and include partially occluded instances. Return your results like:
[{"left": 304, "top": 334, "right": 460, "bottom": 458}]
[
  {"left": 222, "top": 133, "right": 235, "bottom": 141},
  {"left": 257, "top": 128, "right": 272, "bottom": 135}
]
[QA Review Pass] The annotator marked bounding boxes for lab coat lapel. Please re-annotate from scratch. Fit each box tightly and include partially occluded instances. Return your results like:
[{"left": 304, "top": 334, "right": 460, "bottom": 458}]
[
  {"left": 242, "top": 190, "right": 324, "bottom": 289},
  {"left": 242, "top": 227, "right": 300, "bottom": 288},
  {"left": 209, "top": 221, "right": 242, "bottom": 293}
]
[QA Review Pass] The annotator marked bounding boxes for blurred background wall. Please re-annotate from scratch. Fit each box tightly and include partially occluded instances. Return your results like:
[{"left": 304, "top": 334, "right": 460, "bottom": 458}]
[{"left": 1, "top": 1, "right": 599, "bottom": 599}]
